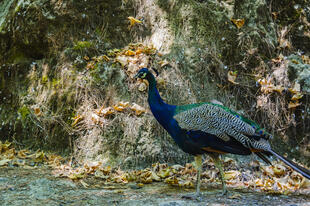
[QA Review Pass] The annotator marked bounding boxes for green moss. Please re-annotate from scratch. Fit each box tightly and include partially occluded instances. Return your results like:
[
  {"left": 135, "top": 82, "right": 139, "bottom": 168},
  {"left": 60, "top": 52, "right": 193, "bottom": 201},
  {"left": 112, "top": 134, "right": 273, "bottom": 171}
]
[
  {"left": 72, "top": 41, "right": 94, "bottom": 51},
  {"left": 52, "top": 78, "right": 60, "bottom": 88},
  {"left": 18, "top": 105, "right": 30, "bottom": 120},
  {"left": 41, "top": 75, "right": 48, "bottom": 84}
]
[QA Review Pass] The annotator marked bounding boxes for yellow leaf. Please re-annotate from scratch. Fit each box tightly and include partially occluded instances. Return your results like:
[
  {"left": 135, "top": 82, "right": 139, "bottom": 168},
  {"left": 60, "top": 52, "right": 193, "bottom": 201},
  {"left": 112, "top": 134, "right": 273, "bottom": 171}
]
[
  {"left": 130, "top": 103, "right": 146, "bottom": 116},
  {"left": 72, "top": 114, "right": 84, "bottom": 127},
  {"left": 273, "top": 164, "right": 286, "bottom": 176},
  {"left": 271, "top": 54, "right": 284, "bottom": 63},
  {"left": 0, "top": 141, "right": 11, "bottom": 153},
  {"left": 80, "top": 180, "right": 89, "bottom": 188},
  {"left": 113, "top": 105, "right": 126, "bottom": 112},
  {"left": 227, "top": 71, "right": 238, "bottom": 84},
  {"left": 164, "top": 177, "right": 178, "bottom": 185},
  {"left": 101, "top": 165, "right": 112, "bottom": 174},
  {"left": 118, "top": 101, "right": 129, "bottom": 108},
  {"left": 151, "top": 171, "right": 161, "bottom": 181},
  {"left": 124, "top": 50, "right": 136, "bottom": 56},
  {"left": 98, "top": 107, "right": 115, "bottom": 116},
  {"left": 0, "top": 159, "right": 11, "bottom": 166},
  {"left": 102, "top": 55, "right": 110, "bottom": 61},
  {"left": 159, "top": 60, "right": 169, "bottom": 67},
  {"left": 34, "top": 107, "right": 41, "bottom": 116},
  {"left": 301, "top": 55, "right": 310, "bottom": 64},
  {"left": 86, "top": 61, "right": 95, "bottom": 70},
  {"left": 288, "top": 101, "right": 301, "bottom": 109},
  {"left": 273, "top": 85, "right": 284, "bottom": 93},
  {"left": 229, "top": 193, "right": 242, "bottom": 199},
  {"left": 258, "top": 78, "right": 275, "bottom": 94},
  {"left": 291, "top": 59, "right": 299, "bottom": 64},
  {"left": 231, "top": 18, "right": 245, "bottom": 29},
  {"left": 33, "top": 150, "right": 45, "bottom": 162},
  {"left": 128, "top": 16, "right": 142, "bottom": 28},
  {"left": 224, "top": 171, "right": 240, "bottom": 180},
  {"left": 94, "top": 170, "right": 109, "bottom": 179},
  {"left": 17, "top": 150, "right": 28, "bottom": 159},
  {"left": 291, "top": 93, "right": 303, "bottom": 100},
  {"left": 68, "top": 172, "right": 85, "bottom": 180},
  {"left": 91, "top": 113, "right": 100, "bottom": 124}
]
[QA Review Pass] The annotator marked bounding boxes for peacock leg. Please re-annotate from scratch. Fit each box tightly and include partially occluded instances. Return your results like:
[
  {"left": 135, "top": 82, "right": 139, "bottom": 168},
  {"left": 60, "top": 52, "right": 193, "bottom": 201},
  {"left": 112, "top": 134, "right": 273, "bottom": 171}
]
[
  {"left": 211, "top": 153, "right": 227, "bottom": 195},
  {"left": 182, "top": 155, "right": 203, "bottom": 200},
  {"left": 194, "top": 155, "right": 202, "bottom": 196}
]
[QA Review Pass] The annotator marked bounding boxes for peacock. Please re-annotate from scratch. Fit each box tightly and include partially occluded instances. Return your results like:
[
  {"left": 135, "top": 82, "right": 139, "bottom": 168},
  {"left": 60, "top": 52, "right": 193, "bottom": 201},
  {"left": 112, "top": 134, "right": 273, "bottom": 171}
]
[{"left": 135, "top": 68, "right": 310, "bottom": 196}]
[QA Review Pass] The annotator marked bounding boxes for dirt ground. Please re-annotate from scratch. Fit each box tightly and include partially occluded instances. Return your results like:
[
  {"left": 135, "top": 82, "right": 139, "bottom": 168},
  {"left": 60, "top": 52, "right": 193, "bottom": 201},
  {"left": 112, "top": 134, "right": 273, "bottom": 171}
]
[{"left": 1, "top": 167, "right": 310, "bottom": 206}]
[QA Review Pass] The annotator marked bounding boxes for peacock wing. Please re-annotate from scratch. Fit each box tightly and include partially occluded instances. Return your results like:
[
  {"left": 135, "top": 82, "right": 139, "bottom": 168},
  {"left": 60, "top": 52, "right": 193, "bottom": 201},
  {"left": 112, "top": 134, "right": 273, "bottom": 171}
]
[{"left": 174, "top": 103, "right": 263, "bottom": 146}]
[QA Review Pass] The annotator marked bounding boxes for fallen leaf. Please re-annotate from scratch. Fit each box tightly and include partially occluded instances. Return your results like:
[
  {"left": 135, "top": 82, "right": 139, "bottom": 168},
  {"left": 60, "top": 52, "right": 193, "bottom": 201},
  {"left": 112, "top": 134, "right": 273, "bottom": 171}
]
[
  {"left": 91, "top": 113, "right": 100, "bottom": 124},
  {"left": 124, "top": 50, "right": 136, "bottom": 56},
  {"left": 72, "top": 114, "right": 84, "bottom": 127},
  {"left": 227, "top": 71, "right": 238, "bottom": 84},
  {"left": 34, "top": 107, "right": 41, "bottom": 116},
  {"left": 113, "top": 105, "right": 126, "bottom": 112},
  {"left": 291, "top": 93, "right": 303, "bottom": 100},
  {"left": 80, "top": 180, "right": 89, "bottom": 188},
  {"left": 273, "top": 164, "right": 286, "bottom": 176},
  {"left": 118, "top": 101, "right": 129, "bottom": 108},
  {"left": 98, "top": 107, "right": 115, "bottom": 116},
  {"left": 229, "top": 193, "right": 242, "bottom": 199},
  {"left": 257, "top": 78, "right": 275, "bottom": 94},
  {"left": 224, "top": 171, "right": 240, "bottom": 180},
  {"left": 273, "top": 85, "right": 284, "bottom": 93},
  {"left": 128, "top": 16, "right": 142, "bottom": 28},
  {"left": 271, "top": 54, "right": 284, "bottom": 63},
  {"left": 159, "top": 60, "right": 169, "bottom": 67},
  {"left": 0, "top": 159, "right": 11, "bottom": 166},
  {"left": 301, "top": 55, "right": 310, "bottom": 64},
  {"left": 288, "top": 101, "right": 301, "bottom": 109},
  {"left": 130, "top": 103, "right": 146, "bottom": 116},
  {"left": 86, "top": 61, "right": 95, "bottom": 70},
  {"left": 102, "top": 55, "right": 110, "bottom": 61},
  {"left": 231, "top": 18, "right": 245, "bottom": 29},
  {"left": 68, "top": 172, "right": 85, "bottom": 180}
]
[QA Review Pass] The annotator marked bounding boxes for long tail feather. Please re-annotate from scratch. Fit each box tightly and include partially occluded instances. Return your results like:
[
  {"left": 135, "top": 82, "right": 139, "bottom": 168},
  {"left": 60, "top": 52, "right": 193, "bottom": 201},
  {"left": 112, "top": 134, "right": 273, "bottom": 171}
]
[
  {"left": 255, "top": 152, "right": 272, "bottom": 165},
  {"left": 270, "top": 149, "right": 310, "bottom": 179}
]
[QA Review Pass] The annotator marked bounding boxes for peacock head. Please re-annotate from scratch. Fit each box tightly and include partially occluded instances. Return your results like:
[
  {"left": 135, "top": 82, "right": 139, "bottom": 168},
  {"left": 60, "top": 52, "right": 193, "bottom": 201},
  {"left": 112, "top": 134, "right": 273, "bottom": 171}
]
[
  {"left": 135, "top": 68, "right": 151, "bottom": 79},
  {"left": 135, "top": 67, "right": 159, "bottom": 80}
]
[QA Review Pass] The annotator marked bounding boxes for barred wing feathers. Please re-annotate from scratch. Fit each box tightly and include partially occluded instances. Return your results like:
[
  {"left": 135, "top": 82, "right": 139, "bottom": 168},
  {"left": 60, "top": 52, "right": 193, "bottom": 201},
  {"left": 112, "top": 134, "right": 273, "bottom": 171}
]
[{"left": 174, "top": 103, "right": 272, "bottom": 150}]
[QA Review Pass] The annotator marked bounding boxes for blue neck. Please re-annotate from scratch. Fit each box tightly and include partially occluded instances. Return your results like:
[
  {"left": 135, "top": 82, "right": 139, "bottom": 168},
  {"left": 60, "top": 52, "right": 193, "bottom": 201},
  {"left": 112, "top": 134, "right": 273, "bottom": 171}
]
[{"left": 146, "top": 74, "right": 182, "bottom": 145}]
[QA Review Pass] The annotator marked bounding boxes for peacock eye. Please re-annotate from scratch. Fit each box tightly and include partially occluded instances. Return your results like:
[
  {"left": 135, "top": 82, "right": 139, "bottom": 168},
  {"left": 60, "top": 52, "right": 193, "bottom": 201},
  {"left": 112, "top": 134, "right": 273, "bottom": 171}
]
[{"left": 259, "top": 130, "right": 263, "bottom": 135}]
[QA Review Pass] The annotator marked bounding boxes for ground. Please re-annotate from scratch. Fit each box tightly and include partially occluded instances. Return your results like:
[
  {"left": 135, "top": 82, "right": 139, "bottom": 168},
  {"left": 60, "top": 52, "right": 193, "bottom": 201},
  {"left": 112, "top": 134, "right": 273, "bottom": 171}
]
[{"left": 1, "top": 167, "right": 310, "bottom": 206}]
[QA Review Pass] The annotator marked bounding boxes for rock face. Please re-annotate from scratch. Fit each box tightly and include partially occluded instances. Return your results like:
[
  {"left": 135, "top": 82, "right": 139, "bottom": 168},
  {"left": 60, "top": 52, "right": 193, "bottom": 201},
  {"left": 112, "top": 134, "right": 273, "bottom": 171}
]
[{"left": 0, "top": 0, "right": 309, "bottom": 167}]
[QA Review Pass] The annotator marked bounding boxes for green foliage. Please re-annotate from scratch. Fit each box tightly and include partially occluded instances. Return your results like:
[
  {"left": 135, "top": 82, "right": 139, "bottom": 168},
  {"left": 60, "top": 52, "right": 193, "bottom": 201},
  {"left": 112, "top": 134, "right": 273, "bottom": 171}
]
[
  {"left": 72, "top": 41, "right": 94, "bottom": 51},
  {"left": 18, "top": 105, "right": 30, "bottom": 121},
  {"left": 41, "top": 75, "right": 48, "bottom": 84},
  {"left": 52, "top": 78, "right": 60, "bottom": 88}
]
